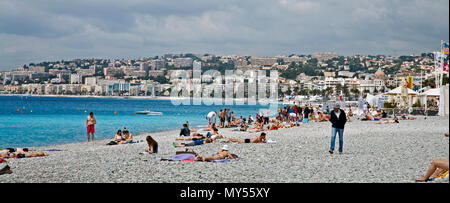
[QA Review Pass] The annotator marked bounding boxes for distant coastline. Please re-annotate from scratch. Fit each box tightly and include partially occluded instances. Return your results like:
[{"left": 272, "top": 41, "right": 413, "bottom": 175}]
[
  {"left": 0, "top": 93, "right": 172, "bottom": 100},
  {"left": 0, "top": 93, "right": 289, "bottom": 105}
]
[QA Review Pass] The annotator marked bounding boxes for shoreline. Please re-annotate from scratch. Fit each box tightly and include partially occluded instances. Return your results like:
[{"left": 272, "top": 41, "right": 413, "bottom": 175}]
[{"left": 29, "top": 128, "right": 183, "bottom": 151}]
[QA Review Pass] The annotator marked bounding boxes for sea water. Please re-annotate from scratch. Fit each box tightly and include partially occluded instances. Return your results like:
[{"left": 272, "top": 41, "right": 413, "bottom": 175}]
[{"left": 0, "top": 96, "right": 275, "bottom": 147}]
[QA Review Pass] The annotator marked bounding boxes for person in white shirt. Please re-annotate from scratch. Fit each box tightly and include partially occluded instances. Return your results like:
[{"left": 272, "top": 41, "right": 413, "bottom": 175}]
[{"left": 206, "top": 111, "right": 217, "bottom": 128}]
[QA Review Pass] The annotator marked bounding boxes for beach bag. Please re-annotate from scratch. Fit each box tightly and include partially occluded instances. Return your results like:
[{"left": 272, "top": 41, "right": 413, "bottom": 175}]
[
  {"left": 303, "top": 118, "right": 308, "bottom": 123},
  {"left": 107, "top": 141, "right": 117, "bottom": 145}
]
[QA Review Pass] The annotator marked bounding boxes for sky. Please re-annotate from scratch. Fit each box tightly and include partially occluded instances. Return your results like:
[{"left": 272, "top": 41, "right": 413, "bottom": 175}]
[{"left": 0, "top": 0, "right": 448, "bottom": 71}]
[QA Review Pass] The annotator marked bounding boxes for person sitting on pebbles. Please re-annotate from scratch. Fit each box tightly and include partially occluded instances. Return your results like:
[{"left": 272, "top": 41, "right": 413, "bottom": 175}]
[
  {"left": 226, "top": 132, "right": 267, "bottom": 144},
  {"left": 177, "top": 127, "right": 224, "bottom": 141},
  {"left": 317, "top": 112, "right": 328, "bottom": 122},
  {"left": 144, "top": 136, "right": 158, "bottom": 154},
  {"left": 0, "top": 158, "right": 12, "bottom": 175},
  {"left": 122, "top": 128, "right": 133, "bottom": 144},
  {"left": 194, "top": 145, "right": 239, "bottom": 162},
  {"left": 109, "top": 130, "right": 125, "bottom": 145}
]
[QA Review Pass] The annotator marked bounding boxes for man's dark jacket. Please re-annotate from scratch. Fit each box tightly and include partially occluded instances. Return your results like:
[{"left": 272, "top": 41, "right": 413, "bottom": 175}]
[{"left": 329, "top": 109, "right": 347, "bottom": 129}]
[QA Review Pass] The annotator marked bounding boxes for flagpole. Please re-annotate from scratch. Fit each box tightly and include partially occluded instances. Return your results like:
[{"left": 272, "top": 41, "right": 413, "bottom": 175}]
[
  {"left": 440, "top": 40, "right": 444, "bottom": 88},
  {"left": 434, "top": 51, "right": 438, "bottom": 88}
]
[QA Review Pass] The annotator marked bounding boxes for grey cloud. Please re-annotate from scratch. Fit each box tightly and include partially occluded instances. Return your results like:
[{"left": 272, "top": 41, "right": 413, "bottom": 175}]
[{"left": 0, "top": 0, "right": 448, "bottom": 70}]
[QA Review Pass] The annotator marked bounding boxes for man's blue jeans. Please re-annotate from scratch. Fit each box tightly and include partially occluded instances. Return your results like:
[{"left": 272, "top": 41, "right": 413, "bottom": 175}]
[{"left": 330, "top": 127, "right": 344, "bottom": 152}]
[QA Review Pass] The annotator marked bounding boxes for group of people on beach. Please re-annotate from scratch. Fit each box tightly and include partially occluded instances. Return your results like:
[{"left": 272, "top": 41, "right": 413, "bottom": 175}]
[
  {"left": 107, "top": 128, "right": 134, "bottom": 145},
  {"left": 0, "top": 148, "right": 48, "bottom": 175},
  {"left": 1, "top": 106, "right": 446, "bottom": 183},
  {"left": 168, "top": 113, "right": 271, "bottom": 161}
]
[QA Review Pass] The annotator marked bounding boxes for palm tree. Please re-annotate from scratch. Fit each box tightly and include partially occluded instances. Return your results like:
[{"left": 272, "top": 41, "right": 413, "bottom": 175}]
[
  {"left": 324, "top": 87, "right": 334, "bottom": 98},
  {"left": 350, "top": 88, "right": 360, "bottom": 100},
  {"left": 342, "top": 84, "right": 350, "bottom": 98},
  {"left": 335, "top": 83, "right": 343, "bottom": 94}
]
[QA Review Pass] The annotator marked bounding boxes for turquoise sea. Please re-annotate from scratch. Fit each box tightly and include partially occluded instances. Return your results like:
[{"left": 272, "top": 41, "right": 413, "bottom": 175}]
[{"left": 0, "top": 96, "right": 274, "bottom": 148}]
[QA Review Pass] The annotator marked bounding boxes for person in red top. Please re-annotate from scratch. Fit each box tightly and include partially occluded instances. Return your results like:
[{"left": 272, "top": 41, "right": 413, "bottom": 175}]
[{"left": 86, "top": 112, "right": 97, "bottom": 143}]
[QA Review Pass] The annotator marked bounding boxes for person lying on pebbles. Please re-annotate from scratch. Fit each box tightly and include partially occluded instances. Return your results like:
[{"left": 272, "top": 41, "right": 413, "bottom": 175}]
[
  {"left": 173, "top": 138, "right": 214, "bottom": 148},
  {"left": 399, "top": 114, "right": 416, "bottom": 120},
  {"left": 0, "top": 151, "right": 48, "bottom": 159},
  {"left": 122, "top": 128, "right": 133, "bottom": 144},
  {"left": 176, "top": 127, "right": 225, "bottom": 141},
  {"left": 194, "top": 145, "right": 239, "bottom": 162},
  {"left": 226, "top": 133, "right": 267, "bottom": 144},
  {"left": 1, "top": 148, "right": 29, "bottom": 155},
  {"left": 374, "top": 117, "right": 400, "bottom": 124},
  {"left": 0, "top": 148, "right": 47, "bottom": 159},
  {"left": 415, "top": 159, "right": 449, "bottom": 182}
]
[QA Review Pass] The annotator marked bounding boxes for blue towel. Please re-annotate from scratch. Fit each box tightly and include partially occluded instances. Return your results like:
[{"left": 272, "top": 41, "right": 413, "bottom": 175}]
[{"left": 212, "top": 158, "right": 242, "bottom": 163}]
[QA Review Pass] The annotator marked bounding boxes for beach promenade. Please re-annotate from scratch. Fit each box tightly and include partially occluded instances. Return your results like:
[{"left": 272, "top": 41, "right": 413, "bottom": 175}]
[{"left": 1, "top": 116, "right": 448, "bottom": 183}]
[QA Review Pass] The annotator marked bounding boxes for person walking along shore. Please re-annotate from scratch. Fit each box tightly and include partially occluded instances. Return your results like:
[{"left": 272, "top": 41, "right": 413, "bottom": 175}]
[{"left": 329, "top": 104, "right": 347, "bottom": 155}]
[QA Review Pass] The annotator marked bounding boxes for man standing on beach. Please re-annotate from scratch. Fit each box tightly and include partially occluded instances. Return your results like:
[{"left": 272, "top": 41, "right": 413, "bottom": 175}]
[
  {"left": 329, "top": 104, "right": 347, "bottom": 155},
  {"left": 86, "top": 112, "right": 96, "bottom": 143},
  {"left": 303, "top": 105, "right": 310, "bottom": 120},
  {"left": 226, "top": 108, "right": 232, "bottom": 127}
]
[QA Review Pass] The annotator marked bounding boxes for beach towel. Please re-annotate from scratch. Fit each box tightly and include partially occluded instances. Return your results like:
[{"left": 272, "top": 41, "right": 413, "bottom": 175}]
[
  {"left": 42, "top": 149, "right": 65, "bottom": 152},
  {"left": 160, "top": 153, "right": 197, "bottom": 161},
  {"left": 302, "top": 118, "right": 308, "bottom": 124},
  {"left": 211, "top": 158, "right": 242, "bottom": 163},
  {"left": 430, "top": 170, "right": 449, "bottom": 181}
]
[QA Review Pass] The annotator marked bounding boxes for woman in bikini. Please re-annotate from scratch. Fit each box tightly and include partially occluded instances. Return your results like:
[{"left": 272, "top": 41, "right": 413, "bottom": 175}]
[
  {"left": 226, "top": 133, "right": 267, "bottom": 144},
  {"left": 195, "top": 146, "right": 239, "bottom": 162}
]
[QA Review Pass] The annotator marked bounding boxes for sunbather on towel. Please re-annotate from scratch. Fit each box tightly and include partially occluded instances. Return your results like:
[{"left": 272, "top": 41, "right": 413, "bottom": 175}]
[
  {"left": 226, "top": 133, "right": 267, "bottom": 144},
  {"left": 1, "top": 151, "right": 48, "bottom": 159},
  {"left": 375, "top": 117, "right": 399, "bottom": 124},
  {"left": 195, "top": 145, "right": 239, "bottom": 162},
  {"left": 0, "top": 148, "right": 29, "bottom": 156},
  {"left": 416, "top": 159, "right": 449, "bottom": 182},
  {"left": 173, "top": 138, "right": 213, "bottom": 148},
  {"left": 177, "top": 127, "right": 224, "bottom": 141}
]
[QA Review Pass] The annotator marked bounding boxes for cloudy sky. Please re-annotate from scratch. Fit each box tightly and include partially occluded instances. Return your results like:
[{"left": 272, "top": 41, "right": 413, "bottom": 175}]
[{"left": 0, "top": 0, "right": 448, "bottom": 70}]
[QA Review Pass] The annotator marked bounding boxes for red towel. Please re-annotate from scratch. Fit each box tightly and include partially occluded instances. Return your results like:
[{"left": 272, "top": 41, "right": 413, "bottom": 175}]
[{"left": 181, "top": 158, "right": 195, "bottom": 162}]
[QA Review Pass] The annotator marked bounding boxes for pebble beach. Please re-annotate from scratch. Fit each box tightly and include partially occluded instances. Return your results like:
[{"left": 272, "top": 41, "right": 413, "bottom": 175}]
[{"left": 1, "top": 116, "right": 449, "bottom": 183}]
